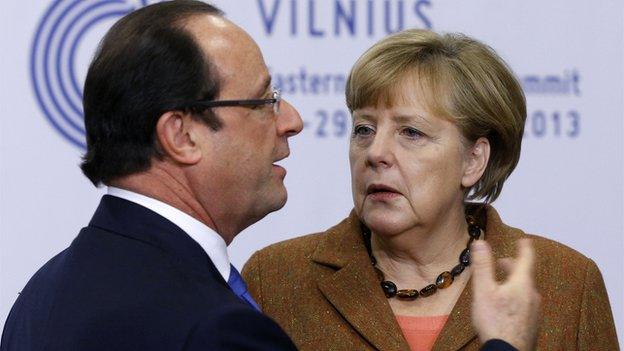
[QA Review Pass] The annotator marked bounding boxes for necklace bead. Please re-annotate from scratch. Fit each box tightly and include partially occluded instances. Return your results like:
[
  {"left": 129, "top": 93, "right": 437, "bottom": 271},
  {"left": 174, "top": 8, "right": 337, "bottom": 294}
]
[
  {"left": 435, "top": 271, "right": 454, "bottom": 289},
  {"left": 459, "top": 248, "right": 471, "bottom": 266},
  {"left": 397, "top": 289, "right": 419, "bottom": 299},
  {"left": 363, "top": 220, "right": 481, "bottom": 300},
  {"left": 469, "top": 225, "right": 481, "bottom": 239},
  {"left": 450, "top": 264, "right": 465, "bottom": 277},
  {"left": 420, "top": 284, "right": 438, "bottom": 297},
  {"left": 381, "top": 281, "right": 398, "bottom": 298}
]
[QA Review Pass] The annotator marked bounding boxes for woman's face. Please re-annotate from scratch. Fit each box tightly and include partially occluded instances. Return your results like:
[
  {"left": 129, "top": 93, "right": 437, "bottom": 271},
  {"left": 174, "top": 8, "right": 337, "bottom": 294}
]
[{"left": 349, "top": 83, "right": 478, "bottom": 236}]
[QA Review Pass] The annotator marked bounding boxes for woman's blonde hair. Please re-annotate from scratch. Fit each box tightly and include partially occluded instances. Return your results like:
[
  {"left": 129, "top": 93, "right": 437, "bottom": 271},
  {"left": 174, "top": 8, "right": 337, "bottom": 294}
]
[{"left": 346, "top": 29, "right": 526, "bottom": 203}]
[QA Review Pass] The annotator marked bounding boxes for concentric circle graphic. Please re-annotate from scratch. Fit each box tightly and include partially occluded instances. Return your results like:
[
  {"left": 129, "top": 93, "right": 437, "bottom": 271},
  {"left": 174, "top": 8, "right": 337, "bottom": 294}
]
[{"left": 31, "top": 0, "right": 155, "bottom": 149}]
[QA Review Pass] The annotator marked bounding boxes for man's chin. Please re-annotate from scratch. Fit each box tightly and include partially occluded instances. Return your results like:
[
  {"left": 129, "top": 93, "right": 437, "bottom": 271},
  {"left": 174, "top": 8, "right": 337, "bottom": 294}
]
[
  {"left": 263, "top": 186, "right": 288, "bottom": 214},
  {"left": 273, "top": 188, "right": 288, "bottom": 211}
]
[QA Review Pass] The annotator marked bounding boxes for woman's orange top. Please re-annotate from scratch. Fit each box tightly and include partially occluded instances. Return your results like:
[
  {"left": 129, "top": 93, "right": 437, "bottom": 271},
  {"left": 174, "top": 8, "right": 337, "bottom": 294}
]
[{"left": 395, "top": 315, "right": 449, "bottom": 351}]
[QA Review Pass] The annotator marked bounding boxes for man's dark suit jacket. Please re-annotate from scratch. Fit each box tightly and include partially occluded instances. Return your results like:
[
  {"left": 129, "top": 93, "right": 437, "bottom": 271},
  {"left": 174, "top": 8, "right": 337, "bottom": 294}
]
[{"left": 1, "top": 195, "right": 296, "bottom": 350}]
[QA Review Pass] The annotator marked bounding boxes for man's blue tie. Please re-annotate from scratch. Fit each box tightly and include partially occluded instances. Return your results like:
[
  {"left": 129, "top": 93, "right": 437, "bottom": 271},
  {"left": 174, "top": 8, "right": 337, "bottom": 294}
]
[{"left": 227, "top": 264, "right": 261, "bottom": 311}]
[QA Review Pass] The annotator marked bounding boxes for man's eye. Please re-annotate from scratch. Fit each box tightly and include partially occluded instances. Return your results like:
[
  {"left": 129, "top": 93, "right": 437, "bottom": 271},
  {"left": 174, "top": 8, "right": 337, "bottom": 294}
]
[
  {"left": 353, "top": 125, "right": 374, "bottom": 137},
  {"left": 251, "top": 102, "right": 271, "bottom": 111}
]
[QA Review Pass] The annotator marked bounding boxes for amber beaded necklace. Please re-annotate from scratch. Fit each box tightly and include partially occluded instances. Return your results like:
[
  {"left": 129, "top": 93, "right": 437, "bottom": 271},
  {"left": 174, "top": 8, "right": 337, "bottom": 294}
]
[{"left": 362, "top": 217, "right": 482, "bottom": 300}]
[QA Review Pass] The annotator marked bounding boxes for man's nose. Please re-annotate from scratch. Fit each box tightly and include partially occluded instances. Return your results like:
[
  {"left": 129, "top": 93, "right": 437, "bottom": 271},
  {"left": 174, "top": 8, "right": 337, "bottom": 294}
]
[{"left": 277, "top": 99, "right": 303, "bottom": 138}]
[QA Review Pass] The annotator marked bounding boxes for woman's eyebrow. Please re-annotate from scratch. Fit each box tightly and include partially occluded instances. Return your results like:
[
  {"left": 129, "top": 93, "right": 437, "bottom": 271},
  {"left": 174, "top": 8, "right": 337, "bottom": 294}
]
[
  {"left": 393, "top": 113, "right": 432, "bottom": 127},
  {"left": 352, "top": 112, "right": 375, "bottom": 122}
]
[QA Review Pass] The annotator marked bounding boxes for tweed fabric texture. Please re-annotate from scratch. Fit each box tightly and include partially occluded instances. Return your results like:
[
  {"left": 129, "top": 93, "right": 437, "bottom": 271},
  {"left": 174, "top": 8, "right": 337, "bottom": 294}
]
[{"left": 242, "top": 206, "right": 619, "bottom": 350}]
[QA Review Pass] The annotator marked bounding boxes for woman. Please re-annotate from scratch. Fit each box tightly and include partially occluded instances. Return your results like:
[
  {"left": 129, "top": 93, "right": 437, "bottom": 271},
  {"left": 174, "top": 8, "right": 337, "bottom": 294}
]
[{"left": 242, "top": 29, "right": 618, "bottom": 350}]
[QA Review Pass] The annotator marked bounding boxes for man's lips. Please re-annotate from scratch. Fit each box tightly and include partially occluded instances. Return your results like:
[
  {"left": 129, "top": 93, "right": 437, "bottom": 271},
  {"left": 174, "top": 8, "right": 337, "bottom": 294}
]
[
  {"left": 272, "top": 163, "right": 286, "bottom": 179},
  {"left": 273, "top": 151, "right": 289, "bottom": 179}
]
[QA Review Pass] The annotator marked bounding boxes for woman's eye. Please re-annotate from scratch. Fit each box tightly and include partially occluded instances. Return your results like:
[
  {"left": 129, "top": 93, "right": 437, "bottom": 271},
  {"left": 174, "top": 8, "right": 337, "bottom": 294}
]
[
  {"left": 401, "top": 127, "right": 424, "bottom": 139},
  {"left": 353, "top": 125, "right": 374, "bottom": 137}
]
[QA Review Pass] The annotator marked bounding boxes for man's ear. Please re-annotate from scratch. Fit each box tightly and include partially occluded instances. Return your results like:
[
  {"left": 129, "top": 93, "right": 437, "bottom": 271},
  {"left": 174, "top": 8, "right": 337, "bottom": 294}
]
[
  {"left": 155, "top": 111, "right": 203, "bottom": 165},
  {"left": 461, "top": 137, "right": 490, "bottom": 188}
]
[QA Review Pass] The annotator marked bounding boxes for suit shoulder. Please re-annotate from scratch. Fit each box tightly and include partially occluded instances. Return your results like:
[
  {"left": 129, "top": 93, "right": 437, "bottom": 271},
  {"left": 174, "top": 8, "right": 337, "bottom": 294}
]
[
  {"left": 248, "top": 214, "right": 359, "bottom": 266},
  {"left": 524, "top": 233, "right": 593, "bottom": 267},
  {"left": 256, "top": 232, "right": 325, "bottom": 260},
  {"left": 520, "top": 233, "right": 603, "bottom": 297},
  {"left": 242, "top": 231, "right": 326, "bottom": 290}
]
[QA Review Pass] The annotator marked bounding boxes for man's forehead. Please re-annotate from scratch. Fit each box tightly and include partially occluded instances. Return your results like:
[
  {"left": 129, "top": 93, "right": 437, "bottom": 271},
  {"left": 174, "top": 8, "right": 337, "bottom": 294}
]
[
  {"left": 183, "top": 14, "right": 268, "bottom": 87},
  {"left": 183, "top": 14, "right": 246, "bottom": 53}
]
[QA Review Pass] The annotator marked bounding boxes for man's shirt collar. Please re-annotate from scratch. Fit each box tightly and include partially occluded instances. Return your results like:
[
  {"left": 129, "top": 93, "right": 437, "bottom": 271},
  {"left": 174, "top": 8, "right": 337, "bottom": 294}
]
[{"left": 107, "top": 187, "right": 230, "bottom": 280}]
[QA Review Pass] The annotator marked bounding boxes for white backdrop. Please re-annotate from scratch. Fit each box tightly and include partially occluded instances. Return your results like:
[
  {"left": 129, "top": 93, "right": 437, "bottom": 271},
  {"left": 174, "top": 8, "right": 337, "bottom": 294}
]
[{"left": 1, "top": 0, "right": 622, "bottom": 346}]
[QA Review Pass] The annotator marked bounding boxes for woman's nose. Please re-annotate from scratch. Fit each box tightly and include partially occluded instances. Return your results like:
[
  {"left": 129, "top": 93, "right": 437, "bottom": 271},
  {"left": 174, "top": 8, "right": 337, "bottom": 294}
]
[{"left": 365, "top": 133, "right": 394, "bottom": 169}]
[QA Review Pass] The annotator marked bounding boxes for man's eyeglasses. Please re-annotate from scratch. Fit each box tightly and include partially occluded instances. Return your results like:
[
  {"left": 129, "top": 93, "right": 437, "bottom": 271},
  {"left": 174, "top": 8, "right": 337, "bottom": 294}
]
[{"left": 184, "top": 87, "right": 281, "bottom": 115}]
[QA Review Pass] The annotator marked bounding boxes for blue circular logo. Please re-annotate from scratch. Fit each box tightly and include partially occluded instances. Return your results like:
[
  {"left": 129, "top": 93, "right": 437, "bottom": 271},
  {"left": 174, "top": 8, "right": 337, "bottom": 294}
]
[{"left": 31, "top": 0, "right": 158, "bottom": 149}]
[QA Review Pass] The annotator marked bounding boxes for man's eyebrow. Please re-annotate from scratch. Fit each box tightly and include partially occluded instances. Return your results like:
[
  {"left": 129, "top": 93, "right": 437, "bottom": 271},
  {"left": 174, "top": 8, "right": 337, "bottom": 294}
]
[{"left": 254, "top": 76, "right": 272, "bottom": 98}]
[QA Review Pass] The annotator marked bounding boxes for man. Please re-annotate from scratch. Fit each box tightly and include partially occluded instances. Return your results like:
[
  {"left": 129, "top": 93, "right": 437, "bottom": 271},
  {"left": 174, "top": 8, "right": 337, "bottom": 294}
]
[
  {"left": 1, "top": 1, "right": 538, "bottom": 350},
  {"left": 2, "top": 2, "right": 300, "bottom": 350}
]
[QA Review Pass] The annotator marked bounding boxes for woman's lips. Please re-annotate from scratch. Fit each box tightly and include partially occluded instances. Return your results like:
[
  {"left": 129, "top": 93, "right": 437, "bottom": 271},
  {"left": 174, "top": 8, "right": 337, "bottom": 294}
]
[
  {"left": 366, "top": 184, "right": 401, "bottom": 201},
  {"left": 367, "top": 191, "right": 400, "bottom": 201}
]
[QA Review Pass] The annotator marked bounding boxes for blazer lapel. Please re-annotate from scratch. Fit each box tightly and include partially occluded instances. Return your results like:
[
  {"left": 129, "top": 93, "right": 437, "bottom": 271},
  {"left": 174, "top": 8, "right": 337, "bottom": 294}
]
[
  {"left": 433, "top": 205, "right": 522, "bottom": 350},
  {"left": 431, "top": 278, "right": 476, "bottom": 350},
  {"left": 312, "top": 213, "right": 410, "bottom": 351}
]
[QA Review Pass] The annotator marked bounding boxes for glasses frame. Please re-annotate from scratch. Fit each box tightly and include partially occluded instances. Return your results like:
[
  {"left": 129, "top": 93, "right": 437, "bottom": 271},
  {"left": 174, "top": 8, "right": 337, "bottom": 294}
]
[{"left": 184, "top": 87, "right": 281, "bottom": 114}]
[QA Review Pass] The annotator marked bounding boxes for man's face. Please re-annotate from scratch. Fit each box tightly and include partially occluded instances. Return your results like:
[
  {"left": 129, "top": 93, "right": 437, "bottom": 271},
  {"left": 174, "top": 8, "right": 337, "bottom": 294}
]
[{"left": 184, "top": 15, "right": 303, "bottom": 236}]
